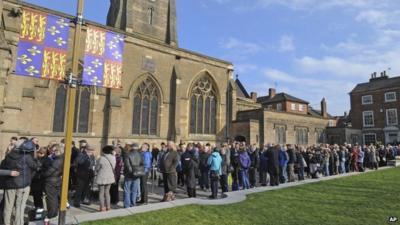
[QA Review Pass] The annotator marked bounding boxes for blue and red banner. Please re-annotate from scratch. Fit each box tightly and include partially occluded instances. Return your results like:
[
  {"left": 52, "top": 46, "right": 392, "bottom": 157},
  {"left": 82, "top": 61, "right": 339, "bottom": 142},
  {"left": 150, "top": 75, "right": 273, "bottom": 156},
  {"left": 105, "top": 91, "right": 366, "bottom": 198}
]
[
  {"left": 15, "top": 8, "right": 70, "bottom": 80},
  {"left": 82, "top": 26, "right": 124, "bottom": 89}
]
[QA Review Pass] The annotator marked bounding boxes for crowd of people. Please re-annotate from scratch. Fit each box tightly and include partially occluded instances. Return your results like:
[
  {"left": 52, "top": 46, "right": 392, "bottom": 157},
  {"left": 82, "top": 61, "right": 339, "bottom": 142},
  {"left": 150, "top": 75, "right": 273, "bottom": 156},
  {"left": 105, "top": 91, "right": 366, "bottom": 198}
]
[{"left": 0, "top": 136, "right": 398, "bottom": 225}]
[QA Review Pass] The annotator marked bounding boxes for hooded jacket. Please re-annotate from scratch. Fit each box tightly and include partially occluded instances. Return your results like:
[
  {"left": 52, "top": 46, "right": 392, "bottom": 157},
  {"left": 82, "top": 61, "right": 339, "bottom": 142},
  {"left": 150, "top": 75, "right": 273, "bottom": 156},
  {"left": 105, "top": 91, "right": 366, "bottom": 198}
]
[
  {"left": 0, "top": 149, "right": 37, "bottom": 189},
  {"left": 207, "top": 151, "right": 222, "bottom": 175}
]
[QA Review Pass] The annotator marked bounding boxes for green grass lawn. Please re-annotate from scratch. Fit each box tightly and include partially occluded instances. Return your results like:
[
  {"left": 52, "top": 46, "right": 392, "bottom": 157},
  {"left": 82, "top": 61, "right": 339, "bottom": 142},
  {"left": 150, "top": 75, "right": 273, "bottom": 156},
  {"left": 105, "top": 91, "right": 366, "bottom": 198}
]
[{"left": 85, "top": 168, "right": 400, "bottom": 225}]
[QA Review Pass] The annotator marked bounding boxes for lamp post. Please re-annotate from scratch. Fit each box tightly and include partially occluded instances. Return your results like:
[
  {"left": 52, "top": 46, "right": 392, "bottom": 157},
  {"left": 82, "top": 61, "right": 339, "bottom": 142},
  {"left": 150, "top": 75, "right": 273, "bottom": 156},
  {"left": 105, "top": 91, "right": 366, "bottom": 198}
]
[{"left": 58, "top": 0, "right": 84, "bottom": 224}]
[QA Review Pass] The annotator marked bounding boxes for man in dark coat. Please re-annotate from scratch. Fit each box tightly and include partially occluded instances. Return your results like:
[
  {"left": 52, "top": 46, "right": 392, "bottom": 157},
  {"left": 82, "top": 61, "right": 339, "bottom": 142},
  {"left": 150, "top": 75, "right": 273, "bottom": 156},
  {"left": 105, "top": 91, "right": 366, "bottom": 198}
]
[
  {"left": 287, "top": 145, "right": 297, "bottom": 182},
  {"left": 248, "top": 144, "right": 259, "bottom": 188},
  {"left": 159, "top": 141, "right": 180, "bottom": 201},
  {"left": 198, "top": 145, "right": 210, "bottom": 191},
  {"left": 266, "top": 144, "right": 280, "bottom": 186},
  {"left": 42, "top": 144, "right": 63, "bottom": 219},
  {"left": 73, "top": 144, "right": 96, "bottom": 207},
  {"left": 230, "top": 143, "right": 241, "bottom": 191},
  {"left": 181, "top": 143, "right": 199, "bottom": 198}
]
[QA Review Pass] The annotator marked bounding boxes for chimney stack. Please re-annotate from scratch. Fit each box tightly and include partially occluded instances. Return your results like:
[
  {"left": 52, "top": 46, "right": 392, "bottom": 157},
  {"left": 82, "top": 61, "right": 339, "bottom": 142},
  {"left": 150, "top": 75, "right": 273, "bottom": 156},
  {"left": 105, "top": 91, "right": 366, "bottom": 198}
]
[
  {"left": 251, "top": 92, "right": 257, "bottom": 101},
  {"left": 269, "top": 88, "right": 276, "bottom": 98},
  {"left": 321, "top": 98, "right": 328, "bottom": 118}
]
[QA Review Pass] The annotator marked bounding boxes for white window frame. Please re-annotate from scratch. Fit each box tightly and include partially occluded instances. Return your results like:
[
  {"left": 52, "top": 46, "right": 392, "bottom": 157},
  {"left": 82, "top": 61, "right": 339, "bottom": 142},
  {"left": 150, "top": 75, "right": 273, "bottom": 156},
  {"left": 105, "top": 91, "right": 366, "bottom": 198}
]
[
  {"left": 386, "top": 108, "right": 398, "bottom": 126},
  {"left": 299, "top": 104, "right": 304, "bottom": 112},
  {"left": 291, "top": 103, "right": 296, "bottom": 111},
  {"left": 385, "top": 92, "right": 397, "bottom": 102},
  {"left": 363, "top": 111, "right": 374, "bottom": 127},
  {"left": 362, "top": 95, "right": 373, "bottom": 105},
  {"left": 363, "top": 133, "right": 376, "bottom": 145},
  {"left": 276, "top": 103, "right": 282, "bottom": 111}
]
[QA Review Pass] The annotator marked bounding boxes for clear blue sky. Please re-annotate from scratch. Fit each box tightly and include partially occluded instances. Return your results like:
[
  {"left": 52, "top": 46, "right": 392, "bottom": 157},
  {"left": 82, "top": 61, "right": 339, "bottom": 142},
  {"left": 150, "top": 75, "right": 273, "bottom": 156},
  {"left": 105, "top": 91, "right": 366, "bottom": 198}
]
[{"left": 24, "top": 0, "right": 400, "bottom": 115}]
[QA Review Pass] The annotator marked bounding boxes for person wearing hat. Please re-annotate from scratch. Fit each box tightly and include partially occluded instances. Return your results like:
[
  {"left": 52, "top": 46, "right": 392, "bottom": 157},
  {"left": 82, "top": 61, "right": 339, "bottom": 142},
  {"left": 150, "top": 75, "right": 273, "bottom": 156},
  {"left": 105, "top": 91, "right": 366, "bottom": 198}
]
[
  {"left": 207, "top": 147, "right": 222, "bottom": 199},
  {"left": 73, "top": 143, "right": 96, "bottom": 208}
]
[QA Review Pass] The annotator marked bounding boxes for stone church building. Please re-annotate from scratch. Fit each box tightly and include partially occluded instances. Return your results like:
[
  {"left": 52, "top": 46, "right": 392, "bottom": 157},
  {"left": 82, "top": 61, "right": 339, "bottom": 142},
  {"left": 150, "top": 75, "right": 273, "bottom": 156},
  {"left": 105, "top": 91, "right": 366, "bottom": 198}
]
[
  {"left": 0, "top": 0, "right": 336, "bottom": 157},
  {"left": 0, "top": 0, "right": 235, "bottom": 157}
]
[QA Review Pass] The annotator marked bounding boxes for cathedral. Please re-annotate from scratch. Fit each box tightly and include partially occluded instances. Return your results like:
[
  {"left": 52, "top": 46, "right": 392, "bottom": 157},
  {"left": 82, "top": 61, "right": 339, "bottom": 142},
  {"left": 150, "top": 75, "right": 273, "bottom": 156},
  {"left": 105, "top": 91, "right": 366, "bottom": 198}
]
[{"left": 0, "top": 0, "right": 235, "bottom": 157}]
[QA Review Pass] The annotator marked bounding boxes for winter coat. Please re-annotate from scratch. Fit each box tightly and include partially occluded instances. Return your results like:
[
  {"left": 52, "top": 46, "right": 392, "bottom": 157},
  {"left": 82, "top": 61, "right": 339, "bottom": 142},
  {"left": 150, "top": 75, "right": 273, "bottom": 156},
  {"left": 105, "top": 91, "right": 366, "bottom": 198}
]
[
  {"left": 248, "top": 149, "right": 259, "bottom": 169},
  {"left": 207, "top": 152, "right": 222, "bottom": 175},
  {"left": 266, "top": 147, "right": 279, "bottom": 170},
  {"left": 230, "top": 148, "right": 240, "bottom": 169},
  {"left": 96, "top": 154, "right": 116, "bottom": 185},
  {"left": 0, "top": 149, "right": 37, "bottom": 189},
  {"left": 296, "top": 152, "right": 306, "bottom": 168},
  {"left": 239, "top": 151, "right": 251, "bottom": 170},
  {"left": 278, "top": 150, "right": 289, "bottom": 167},
  {"left": 181, "top": 150, "right": 199, "bottom": 188},
  {"left": 123, "top": 150, "right": 145, "bottom": 178},
  {"left": 42, "top": 154, "right": 64, "bottom": 185},
  {"left": 287, "top": 148, "right": 297, "bottom": 164},
  {"left": 74, "top": 151, "right": 96, "bottom": 179},
  {"left": 259, "top": 151, "right": 268, "bottom": 172},
  {"left": 115, "top": 154, "right": 123, "bottom": 180},
  {"left": 159, "top": 149, "right": 179, "bottom": 174},
  {"left": 220, "top": 153, "right": 229, "bottom": 175},
  {"left": 199, "top": 152, "right": 210, "bottom": 172}
]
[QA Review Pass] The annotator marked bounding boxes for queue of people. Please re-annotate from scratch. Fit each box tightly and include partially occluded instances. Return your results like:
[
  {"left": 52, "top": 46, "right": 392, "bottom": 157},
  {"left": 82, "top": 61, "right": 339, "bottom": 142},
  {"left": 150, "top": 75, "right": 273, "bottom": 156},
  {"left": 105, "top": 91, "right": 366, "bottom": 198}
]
[{"left": 0, "top": 136, "right": 398, "bottom": 225}]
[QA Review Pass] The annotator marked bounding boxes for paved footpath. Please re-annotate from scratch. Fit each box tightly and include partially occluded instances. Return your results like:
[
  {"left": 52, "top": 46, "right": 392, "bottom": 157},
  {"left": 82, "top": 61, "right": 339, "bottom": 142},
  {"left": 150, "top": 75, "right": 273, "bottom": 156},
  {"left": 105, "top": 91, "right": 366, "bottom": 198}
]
[{"left": 31, "top": 167, "right": 391, "bottom": 225}]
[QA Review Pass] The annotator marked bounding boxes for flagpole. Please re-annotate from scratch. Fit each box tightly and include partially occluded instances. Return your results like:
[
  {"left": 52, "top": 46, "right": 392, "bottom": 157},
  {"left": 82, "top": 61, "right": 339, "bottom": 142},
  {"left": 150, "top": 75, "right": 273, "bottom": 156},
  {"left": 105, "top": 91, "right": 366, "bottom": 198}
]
[{"left": 58, "top": 0, "right": 84, "bottom": 224}]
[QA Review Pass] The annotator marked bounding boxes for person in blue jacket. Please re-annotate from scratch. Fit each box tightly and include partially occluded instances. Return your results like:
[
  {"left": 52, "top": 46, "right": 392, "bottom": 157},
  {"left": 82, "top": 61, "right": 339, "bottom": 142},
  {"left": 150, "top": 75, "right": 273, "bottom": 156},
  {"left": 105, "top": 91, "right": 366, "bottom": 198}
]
[
  {"left": 278, "top": 146, "right": 289, "bottom": 184},
  {"left": 239, "top": 145, "right": 251, "bottom": 190},
  {"left": 140, "top": 143, "right": 152, "bottom": 204},
  {"left": 207, "top": 148, "right": 222, "bottom": 199}
]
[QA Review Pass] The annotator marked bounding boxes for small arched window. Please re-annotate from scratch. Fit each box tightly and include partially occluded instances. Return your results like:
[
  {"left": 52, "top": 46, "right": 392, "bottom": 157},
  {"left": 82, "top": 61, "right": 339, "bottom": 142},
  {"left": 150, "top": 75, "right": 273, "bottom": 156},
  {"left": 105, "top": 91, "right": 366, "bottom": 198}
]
[
  {"left": 132, "top": 78, "right": 159, "bottom": 135},
  {"left": 189, "top": 76, "right": 217, "bottom": 134}
]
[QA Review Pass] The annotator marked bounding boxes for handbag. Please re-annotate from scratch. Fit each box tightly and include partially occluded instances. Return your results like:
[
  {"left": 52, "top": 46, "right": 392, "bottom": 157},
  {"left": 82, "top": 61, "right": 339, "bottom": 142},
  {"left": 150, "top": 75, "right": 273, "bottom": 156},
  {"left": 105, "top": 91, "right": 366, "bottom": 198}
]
[{"left": 302, "top": 158, "right": 308, "bottom": 168}]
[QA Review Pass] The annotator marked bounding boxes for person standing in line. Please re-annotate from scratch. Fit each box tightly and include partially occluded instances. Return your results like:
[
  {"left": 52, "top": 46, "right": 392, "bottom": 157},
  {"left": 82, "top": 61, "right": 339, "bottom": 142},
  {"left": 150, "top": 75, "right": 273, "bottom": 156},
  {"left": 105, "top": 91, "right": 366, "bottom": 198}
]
[
  {"left": 266, "top": 144, "right": 280, "bottom": 186},
  {"left": 259, "top": 145, "right": 269, "bottom": 186},
  {"left": 296, "top": 146, "right": 306, "bottom": 181},
  {"left": 230, "top": 142, "right": 241, "bottom": 191},
  {"left": 239, "top": 145, "right": 251, "bottom": 190},
  {"left": 207, "top": 148, "right": 222, "bottom": 199},
  {"left": 73, "top": 144, "right": 96, "bottom": 207},
  {"left": 286, "top": 144, "right": 297, "bottom": 182},
  {"left": 123, "top": 143, "right": 144, "bottom": 208},
  {"left": 110, "top": 145, "right": 123, "bottom": 205},
  {"left": 248, "top": 144, "right": 259, "bottom": 188},
  {"left": 181, "top": 143, "right": 199, "bottom": 198},
  {"left": 219, "top": 144, "right": 230, "bottom": 193},
  {"left": 199, "top": 144, "right": 210, "bottom": 191},
  {"left": 96, "top": 146, "right": 116, "bottom": 211},
  {"left": 140, "top": 143, "right": 152, "bottom": 204},
  {"left": 159, "top": 141, "right": 180, "bottom": 202},
  {"left": 278, "top": 146, "right": 288, "bottom": 184},
  {"left": 30, "top": 147, "right": 47, "bottom": 218},
  {"left": 42, "top": 144, "right": 64, "bottom": 220}
]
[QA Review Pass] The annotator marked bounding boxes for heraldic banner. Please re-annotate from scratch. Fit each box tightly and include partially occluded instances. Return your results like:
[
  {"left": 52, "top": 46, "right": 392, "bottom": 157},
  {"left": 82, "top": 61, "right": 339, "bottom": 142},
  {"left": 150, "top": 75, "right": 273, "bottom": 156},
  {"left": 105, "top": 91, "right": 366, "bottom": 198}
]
[
  {"left": 15, "top": 8, "right": 70, "bottom": 80},
  {"left": 82, "top": 26, "right": 125, "bottom": 89}
]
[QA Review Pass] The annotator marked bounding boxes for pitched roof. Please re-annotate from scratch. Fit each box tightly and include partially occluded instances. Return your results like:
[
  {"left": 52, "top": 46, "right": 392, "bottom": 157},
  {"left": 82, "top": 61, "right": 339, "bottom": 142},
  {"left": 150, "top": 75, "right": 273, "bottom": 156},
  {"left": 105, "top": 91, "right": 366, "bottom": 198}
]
[
  {"left": 351, "top": 76, "right": 400, "bottom": 93},
  {"left": 308, "top": 107, "right": 333, "bottom": 119},
  {"left": 257, "top": 93, "right": 309, "bottom": 104},
  {"left": 235, "top": 79, "right": 250, "bottom": 98}
]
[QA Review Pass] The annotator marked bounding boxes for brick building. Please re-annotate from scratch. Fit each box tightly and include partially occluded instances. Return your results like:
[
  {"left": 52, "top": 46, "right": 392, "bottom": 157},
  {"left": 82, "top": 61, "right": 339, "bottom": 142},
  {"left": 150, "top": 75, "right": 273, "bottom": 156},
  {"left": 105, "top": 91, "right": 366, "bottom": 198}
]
[
  {"left": 0, "top": 0, "right": 236, "bottom": 157},
  {"left": 231, "top": 81, "right": 336, "bottom": 146},
  {"left": 349, "top": 72, "right": 400, "bottom": 145}
]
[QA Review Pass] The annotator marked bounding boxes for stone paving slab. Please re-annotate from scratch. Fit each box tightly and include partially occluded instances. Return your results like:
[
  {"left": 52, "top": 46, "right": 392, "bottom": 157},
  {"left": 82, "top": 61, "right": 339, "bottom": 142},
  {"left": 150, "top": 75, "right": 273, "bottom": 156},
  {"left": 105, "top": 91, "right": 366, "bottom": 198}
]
[{"left": 30, "top": 167, "right": 392, "bottom": 225}]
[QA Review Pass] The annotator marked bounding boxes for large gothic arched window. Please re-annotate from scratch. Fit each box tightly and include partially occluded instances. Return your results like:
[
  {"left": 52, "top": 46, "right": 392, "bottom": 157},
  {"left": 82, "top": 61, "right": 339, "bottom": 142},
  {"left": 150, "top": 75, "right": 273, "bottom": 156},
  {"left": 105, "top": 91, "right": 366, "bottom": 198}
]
[
  {"left": 189, "top": 76, "right": 217, "bottom": 134},
  {"left": 132, "top": 78, "right": 159, "bottom": 136}
]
